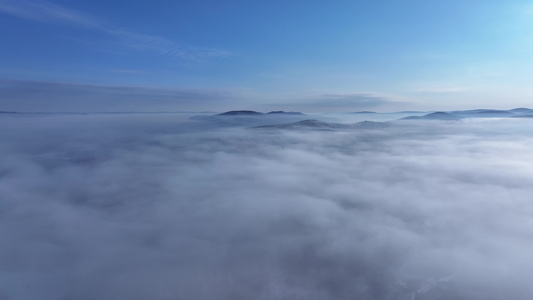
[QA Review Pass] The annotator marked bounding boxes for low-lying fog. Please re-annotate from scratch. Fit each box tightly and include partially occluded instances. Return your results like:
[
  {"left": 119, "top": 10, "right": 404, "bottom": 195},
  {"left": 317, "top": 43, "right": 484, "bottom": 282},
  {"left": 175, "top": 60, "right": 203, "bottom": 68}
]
[{"left": 1, "top": 113, "right": 533, "bottom": 300}]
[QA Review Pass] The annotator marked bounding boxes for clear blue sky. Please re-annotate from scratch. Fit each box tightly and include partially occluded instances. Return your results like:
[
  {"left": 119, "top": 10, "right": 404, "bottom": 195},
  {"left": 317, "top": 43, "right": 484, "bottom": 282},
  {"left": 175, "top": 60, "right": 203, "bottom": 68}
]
[{"left": 1, "top": 0, "right": 532, "bottom": 112}]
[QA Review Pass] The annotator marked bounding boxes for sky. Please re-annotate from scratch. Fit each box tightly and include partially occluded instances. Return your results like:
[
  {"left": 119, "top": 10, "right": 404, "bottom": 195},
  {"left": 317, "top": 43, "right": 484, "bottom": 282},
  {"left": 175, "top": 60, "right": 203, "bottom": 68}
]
[{"left": 1, "top": 0, "right": 533, "bottom": 112}]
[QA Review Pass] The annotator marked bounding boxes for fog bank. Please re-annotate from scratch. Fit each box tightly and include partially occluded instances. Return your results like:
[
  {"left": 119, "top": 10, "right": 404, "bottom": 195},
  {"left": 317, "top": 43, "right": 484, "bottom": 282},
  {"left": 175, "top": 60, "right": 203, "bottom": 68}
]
[{"left": 1, "top": 115, "right": 533, "bottom": 299}]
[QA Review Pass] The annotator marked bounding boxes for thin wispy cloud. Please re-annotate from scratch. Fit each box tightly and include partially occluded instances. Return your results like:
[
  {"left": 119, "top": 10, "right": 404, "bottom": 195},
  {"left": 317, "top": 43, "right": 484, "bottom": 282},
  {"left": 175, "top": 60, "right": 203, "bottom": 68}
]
[
  {"left": 319, "top": 93, "right": 388, "bottom": 107},
  {"left": 0, "top": 0, "right": 99, "bottom": 27},
  {"left": 107, "top": 69, "right": 147, "bottom": 75},
  {"left": 0, "top": 0, "right": 230, "bottom": 61},
  {"left": 109, "top": 29, "right": 230, "bottom": 61},
  {"left": 415, "top": 87, "right": 469, "bottom": 94},
  {"left": 0, "top": 79, "right": 240, "bottom": 112},
  {"left": 278, "top": 93, "right": 394, "bottom": 111}
]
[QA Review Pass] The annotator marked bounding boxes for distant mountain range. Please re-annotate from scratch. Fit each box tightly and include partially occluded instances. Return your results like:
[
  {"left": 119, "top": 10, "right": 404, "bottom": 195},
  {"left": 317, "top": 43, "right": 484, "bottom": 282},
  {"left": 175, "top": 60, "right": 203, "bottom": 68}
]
[
  {"left": 401, "top": 112, "right": 463, "bottom": 120},
  {"left": 401, "top": 108, "right": 533, "bottom": 121},
  {"left": 216, "top": 110, "right": 304, "bottom": 116},
  {"left": 350, "top": 111, "right": 377, "bottom": 114},
  {"left": 4, "top": 109, "right": 533, "bottom": 132},
  {"left": 255, "top": 119, "right": 391, "bottom": 130},
  {"left": 189, "top": 110, "right": 309, "bottom": 127},
  {"left": 210, "top": 108, "right": 533, "bottom": 121},
  {"left": 240, "top": 107, "right": 533, "bottom": 130}
]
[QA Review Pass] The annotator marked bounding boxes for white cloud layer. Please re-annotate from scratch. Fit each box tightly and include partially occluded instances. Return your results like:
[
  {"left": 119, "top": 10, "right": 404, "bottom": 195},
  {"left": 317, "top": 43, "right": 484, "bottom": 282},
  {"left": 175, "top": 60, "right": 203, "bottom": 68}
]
[{"left": 1, "top": 115, "right": 533, "bottom": 299}]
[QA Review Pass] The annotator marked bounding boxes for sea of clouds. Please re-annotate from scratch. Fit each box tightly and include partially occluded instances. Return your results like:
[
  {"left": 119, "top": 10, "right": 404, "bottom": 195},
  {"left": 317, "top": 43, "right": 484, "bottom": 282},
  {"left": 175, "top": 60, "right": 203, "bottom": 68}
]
[{"left": 1, "top": 113, "right": 533, "bottom": 300}]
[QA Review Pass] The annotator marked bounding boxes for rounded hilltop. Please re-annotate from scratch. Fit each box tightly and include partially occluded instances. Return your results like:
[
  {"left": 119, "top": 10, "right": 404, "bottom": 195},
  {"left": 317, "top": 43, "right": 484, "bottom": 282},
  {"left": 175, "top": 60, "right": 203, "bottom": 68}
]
[{"left": 216, "top": 110, "right": 303, "bottom": 116}]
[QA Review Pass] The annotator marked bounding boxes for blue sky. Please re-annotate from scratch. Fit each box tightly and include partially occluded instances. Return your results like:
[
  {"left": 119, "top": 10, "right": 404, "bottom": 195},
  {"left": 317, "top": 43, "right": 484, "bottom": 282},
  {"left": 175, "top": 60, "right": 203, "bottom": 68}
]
[{"left": 1, "top": 0, "right": 532, "bottom": 112}]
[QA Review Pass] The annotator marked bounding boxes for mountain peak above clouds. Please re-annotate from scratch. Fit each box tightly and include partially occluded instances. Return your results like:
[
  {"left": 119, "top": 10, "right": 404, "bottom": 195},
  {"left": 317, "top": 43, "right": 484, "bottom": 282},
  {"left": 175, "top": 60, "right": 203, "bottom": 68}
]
[
  {"left": 216, "top": 110, "right": 264, "bottom": 116},
  {"left": 254, "top": 119, "right": 390, "bottom": 130},
  {"left": 215, "top": 110, "right": 305, "bottom": 116},
  {"left": 401, "top": 112, "right": 463, "bottom": 120},
  {"left": 267, "top": 111, "right": 304, "bottom": 115},
  {"left": 399, "top": 108, "right": 533, "bottom": 120}
]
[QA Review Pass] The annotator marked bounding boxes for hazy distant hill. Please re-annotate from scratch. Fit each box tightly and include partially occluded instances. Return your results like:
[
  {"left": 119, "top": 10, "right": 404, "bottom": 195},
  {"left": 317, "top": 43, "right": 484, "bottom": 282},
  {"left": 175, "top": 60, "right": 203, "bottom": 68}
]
[
  {"left": 350, "top": 111, "right": 377, "bottom": 114},
  {"left": 509, "top": 108, "right": 533, "bottom": 115},
  {"left": 254, "top": 119, "right": 390, "bottom": 130},
  {"left": 450, "top": 109, "right": 514, "bottom": 118},
  {"left": 216, "top": 110, "right": 304, "bottom": 116},
  {"left": 266, "top": 111, "right": 304, "bottom": 115},
  {"left": 401, "top": 112, "right": 463, "bottom": 120},
  {"left": 400, "top": 108, "right": 533, "bottom": 120},
  {"left": 190, "top": 110, "right": 308, "bottom": 127},
  {"left": 216, "top": 110, "right": 264, "bottom": 116}
]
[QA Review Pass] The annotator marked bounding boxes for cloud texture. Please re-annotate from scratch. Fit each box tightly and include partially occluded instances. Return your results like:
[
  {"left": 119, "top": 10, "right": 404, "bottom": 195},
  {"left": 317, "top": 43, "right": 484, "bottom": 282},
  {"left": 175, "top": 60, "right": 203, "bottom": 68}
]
[{"left": 1, "top": 115, "right": 533, "bottom": 299}]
